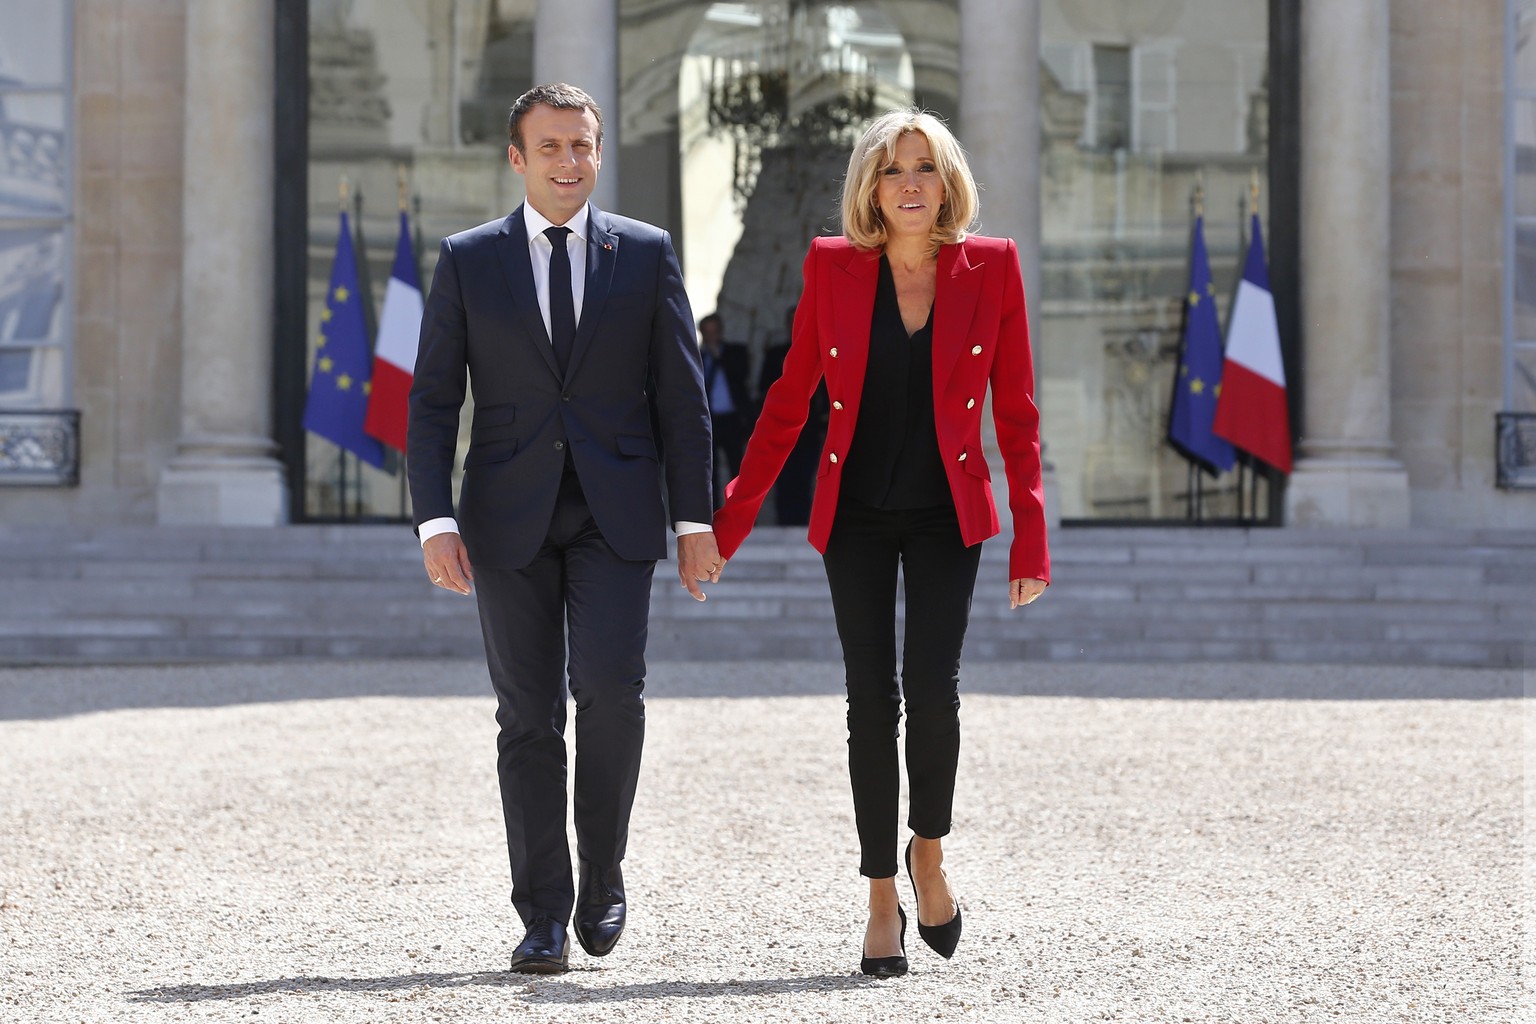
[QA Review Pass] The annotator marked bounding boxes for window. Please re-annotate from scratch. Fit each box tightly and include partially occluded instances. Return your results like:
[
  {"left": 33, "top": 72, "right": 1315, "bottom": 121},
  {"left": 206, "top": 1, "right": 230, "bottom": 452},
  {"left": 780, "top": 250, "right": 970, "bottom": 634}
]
[
  {"left": 1040, "top": 0, "right": 1274, "bottom": 521},
  {"left": 0, "top": 0, "right": 75, "bottom": 486},
  {"left": 1091, "top": 45, "right": 1131, "bottom": 151},
  {"left": 296, "top": 0, "right": 531, "bottom": 519}
]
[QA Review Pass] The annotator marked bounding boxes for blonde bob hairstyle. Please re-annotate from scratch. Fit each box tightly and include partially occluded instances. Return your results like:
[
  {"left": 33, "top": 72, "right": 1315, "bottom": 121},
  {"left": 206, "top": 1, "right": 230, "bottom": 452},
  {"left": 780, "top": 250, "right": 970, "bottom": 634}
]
[{"left": 840, "top": 109, "right": 979, "bottom": 253}]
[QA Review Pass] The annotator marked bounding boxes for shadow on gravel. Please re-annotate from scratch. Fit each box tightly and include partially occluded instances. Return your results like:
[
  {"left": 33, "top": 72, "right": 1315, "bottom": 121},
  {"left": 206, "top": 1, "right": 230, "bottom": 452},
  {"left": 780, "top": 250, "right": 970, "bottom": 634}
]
[
  {"left": 0, "top": 658, "right": 1522, "bottom": 721},
  {"left": 125, "top": 971, "right": 866, "bottom": 1005}
]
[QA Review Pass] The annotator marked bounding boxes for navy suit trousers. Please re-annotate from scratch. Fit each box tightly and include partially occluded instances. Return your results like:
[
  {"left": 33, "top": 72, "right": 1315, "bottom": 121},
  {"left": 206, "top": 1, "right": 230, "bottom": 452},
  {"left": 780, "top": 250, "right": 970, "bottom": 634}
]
[{"left": 472, "top": 468, "right": 654, "bottom": 925}]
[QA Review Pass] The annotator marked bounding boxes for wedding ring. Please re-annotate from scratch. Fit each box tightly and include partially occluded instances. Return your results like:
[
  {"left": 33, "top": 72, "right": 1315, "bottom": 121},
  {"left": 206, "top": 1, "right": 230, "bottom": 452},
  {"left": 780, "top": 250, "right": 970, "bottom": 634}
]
[{"left": 432, "top": 576, "right": 444, "bottom": 583}]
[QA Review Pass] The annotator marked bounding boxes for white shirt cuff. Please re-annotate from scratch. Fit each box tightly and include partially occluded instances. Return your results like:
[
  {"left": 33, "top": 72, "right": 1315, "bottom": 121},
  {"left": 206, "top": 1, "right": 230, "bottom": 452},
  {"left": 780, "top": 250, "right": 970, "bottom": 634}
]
[
  {"left": 418, "top": 517, "right": 460, "bottom": 546},
  {"left": 425, "top": 517, "right": 707, "bottom": 543}
]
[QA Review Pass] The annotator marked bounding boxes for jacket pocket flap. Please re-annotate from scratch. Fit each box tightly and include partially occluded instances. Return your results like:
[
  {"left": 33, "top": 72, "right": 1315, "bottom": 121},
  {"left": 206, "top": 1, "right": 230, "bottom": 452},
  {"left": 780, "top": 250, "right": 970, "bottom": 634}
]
[
  {"left": 616, "top": 434, "right": 657, "bottom": 459},
  {"left": 463, "top": 440, "right": 517, "bottom": 467},
  {"left": 962, "top": 448, "right": 991, "bottom": 480},
  {"left": 473, "top": 405, "right": 516, "bottom": 428}
]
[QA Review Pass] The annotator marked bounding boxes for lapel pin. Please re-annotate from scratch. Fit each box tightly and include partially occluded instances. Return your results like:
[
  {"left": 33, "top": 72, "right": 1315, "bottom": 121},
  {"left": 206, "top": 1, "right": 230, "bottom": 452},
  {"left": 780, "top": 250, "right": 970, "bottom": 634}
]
[{"left": 602, "top": 243, "right": 613, "bottom": 251}]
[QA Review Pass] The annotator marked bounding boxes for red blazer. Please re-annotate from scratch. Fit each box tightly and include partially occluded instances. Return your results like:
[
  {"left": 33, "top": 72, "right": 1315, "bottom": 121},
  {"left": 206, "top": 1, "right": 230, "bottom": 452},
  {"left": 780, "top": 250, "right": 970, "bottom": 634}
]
[{"left": 713, "top": 234, "right": 1050, "bottom": 584}]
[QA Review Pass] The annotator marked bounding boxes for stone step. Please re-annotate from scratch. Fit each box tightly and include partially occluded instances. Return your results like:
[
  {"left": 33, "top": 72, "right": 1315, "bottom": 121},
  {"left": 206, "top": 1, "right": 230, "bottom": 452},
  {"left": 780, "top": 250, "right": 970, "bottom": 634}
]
[{"left": 0, "top": 525, "right": 1527, "bottom": 667}]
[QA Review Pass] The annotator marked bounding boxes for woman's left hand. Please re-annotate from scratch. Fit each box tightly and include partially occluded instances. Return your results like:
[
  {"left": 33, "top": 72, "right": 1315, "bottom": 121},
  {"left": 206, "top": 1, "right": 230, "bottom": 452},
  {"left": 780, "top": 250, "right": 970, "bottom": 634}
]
[{"left": 1010, "top": 578, "right": 1047, "bottom": 610}]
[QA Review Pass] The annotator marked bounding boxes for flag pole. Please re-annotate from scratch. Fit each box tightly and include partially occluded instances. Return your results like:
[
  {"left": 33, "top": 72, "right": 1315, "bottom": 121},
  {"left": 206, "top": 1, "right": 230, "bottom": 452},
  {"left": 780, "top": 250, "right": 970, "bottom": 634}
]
[
  {"left": 396, "top": 164, "right": 410, "bottom": 520},
  {"left": 1246, "top": 167, "right": 1262, "bottom": 524},
  {"left": 336, "top": 177, "right": 351, "bottom": 520},
  {"left": 1191, "top": 173, "right": 1204, "bottom": 522}
]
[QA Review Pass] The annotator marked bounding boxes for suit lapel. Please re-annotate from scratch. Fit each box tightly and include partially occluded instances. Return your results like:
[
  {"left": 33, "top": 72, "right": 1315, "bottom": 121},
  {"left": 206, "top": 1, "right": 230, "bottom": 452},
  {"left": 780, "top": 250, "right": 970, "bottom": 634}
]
[
  {"left": 832, "top": 244, "right": 879, "bottom": 400},
  {"left": 494, "top": 207, "right": 562, "bottom": 379},
  {"left": 933, "top": 241, "right": 984, "bottom": 392},
  {"left": 566, "top": 204, "right": 617, "bottom": 381}
]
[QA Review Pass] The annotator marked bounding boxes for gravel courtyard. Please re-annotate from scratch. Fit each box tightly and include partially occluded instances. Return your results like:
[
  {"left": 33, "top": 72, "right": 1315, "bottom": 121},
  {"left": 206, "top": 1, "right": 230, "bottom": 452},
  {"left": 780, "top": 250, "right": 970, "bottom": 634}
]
[{"left": 0, "top": 659, "right": 1526, "bottom": 1023}]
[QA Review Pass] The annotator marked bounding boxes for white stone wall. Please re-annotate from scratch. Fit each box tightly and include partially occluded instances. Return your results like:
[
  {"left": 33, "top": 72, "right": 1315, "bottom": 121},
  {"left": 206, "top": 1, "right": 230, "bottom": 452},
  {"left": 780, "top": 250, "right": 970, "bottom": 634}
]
[
  {"left": 1390, "top": 0, "right": 1533, "bottom": 525},
  {"left": 4, "top": 0, "right": 188, "bottom": 525}
]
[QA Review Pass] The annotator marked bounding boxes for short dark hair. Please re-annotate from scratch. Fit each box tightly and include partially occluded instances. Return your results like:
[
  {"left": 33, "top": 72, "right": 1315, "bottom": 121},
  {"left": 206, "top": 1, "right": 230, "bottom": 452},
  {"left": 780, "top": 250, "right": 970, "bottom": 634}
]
[
  {"left": 508, "top": 83, "right": 604, "bottom": 153},
  {"left": 698, "top": 313, "right": 722, "bottom": 332}
]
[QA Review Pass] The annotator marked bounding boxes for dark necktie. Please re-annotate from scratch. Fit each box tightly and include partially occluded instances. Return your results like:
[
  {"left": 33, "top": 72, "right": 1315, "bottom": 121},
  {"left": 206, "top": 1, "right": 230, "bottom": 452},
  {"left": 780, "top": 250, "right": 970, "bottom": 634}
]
[{"left": 544, "top": 226, "right": 575, "bottom": 375}]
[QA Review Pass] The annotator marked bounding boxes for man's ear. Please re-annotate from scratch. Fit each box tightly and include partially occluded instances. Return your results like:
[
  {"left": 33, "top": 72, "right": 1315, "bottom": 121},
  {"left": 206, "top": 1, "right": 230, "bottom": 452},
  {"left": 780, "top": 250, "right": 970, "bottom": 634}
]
[{"left": 509, "top": 144, "right": 525, "bottom": 175}]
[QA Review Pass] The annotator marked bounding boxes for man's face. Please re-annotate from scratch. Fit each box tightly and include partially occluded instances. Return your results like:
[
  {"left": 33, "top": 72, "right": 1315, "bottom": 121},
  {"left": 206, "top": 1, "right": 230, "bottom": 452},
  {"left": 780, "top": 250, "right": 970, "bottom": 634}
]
[
  {"left": 509, "top": 103, "right": 602, "bottom": 224},
  {"left": 700, "top": 320, "right": 722, "bottom": 349}
]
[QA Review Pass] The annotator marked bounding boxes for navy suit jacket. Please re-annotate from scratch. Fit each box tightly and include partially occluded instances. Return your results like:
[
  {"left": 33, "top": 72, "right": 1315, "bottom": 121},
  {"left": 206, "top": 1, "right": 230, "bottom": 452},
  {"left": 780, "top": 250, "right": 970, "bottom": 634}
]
[{"left": 407, "top": 204, "right": 713, "bottom": 569}]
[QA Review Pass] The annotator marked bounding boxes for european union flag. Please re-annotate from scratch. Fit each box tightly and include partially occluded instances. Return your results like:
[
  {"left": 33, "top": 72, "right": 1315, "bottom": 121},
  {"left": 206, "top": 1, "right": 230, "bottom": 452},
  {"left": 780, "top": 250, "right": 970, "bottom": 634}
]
[
  {"left": 1167, "top": 215, "right": 1235, "bottom": 475},
  {"left": 303, "top": 211, "right": 387, "bottom": 469}
]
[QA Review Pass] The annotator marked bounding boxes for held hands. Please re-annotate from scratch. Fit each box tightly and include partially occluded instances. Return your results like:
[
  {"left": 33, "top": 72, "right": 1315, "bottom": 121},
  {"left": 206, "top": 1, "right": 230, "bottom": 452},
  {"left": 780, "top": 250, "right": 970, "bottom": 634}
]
[
  {"left": 1010, "top": 578, "right": 1046, "bottom": 610},
  {"left": 677, "top": 532, "right": 725, "bottom": 602},
  {"left": 424, "top": 533, "right": 475, "bottom": 595}
]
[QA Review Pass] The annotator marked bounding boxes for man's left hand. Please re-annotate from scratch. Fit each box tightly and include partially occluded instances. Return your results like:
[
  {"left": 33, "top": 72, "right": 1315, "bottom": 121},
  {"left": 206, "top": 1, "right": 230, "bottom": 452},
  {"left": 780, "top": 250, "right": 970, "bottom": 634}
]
[{"left": 677, "top": 532, "right": 725, "bottom": 602}]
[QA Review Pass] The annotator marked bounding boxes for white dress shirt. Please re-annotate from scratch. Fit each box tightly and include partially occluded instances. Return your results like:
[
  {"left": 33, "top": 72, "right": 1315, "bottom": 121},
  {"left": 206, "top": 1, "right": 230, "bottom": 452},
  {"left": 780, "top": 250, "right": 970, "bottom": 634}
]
[{"left": 420, "top": 201, "right": 710, "bottom": 547}]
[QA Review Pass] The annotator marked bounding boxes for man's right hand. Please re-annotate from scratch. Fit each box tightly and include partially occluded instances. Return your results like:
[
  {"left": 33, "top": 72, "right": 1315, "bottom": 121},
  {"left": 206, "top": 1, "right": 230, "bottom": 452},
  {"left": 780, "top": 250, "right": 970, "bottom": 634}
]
[{"left": 423, "top": 533, "right": 474, "bottom": 595}]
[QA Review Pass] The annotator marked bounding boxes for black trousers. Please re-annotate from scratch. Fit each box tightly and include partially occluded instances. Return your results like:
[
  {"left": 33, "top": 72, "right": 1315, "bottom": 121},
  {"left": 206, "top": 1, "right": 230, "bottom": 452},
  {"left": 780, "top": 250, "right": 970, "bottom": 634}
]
[
  {"left": 821, "top": 498, "right": 983, "bottom": 879},
  {"left": 472, "top": 469, "right": 653, "bottom": 926},
  {"left": 710, "top": 410, "right": 746, "bottom": 508}
]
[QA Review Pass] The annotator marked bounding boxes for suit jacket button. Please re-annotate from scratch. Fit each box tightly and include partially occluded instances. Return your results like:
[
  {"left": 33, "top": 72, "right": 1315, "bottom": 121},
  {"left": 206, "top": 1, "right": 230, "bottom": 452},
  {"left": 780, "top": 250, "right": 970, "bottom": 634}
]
[
  {"left": 829, "top": 347, "right": 838, "bottom": 358},
  {"left": 971, "top": 345, "right": 983, "bottom": 355},
  {"left": 966, "top": 398, "right": 975, "bottom": 409},
  {"left": 829, "top": 452, "right": 838, "bottom": 463},
  {"left": 832, "top": 401, "right": 843, "bottom": 411},
  {"left": 554, "top": 440, "right": 566, "bottom": 451},
  {"left": 957, "top": 451, "right": 967, "bottom": 461},
  {"left": 561, "top": 392, "right": 572, "bottom": 401}
]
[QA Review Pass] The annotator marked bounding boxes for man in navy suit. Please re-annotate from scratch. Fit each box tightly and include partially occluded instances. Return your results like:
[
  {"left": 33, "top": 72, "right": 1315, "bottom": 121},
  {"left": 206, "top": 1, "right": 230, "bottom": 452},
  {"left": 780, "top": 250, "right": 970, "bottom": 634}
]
[{"left": 407, "top": 83, "right": 722, "bottom": 974}]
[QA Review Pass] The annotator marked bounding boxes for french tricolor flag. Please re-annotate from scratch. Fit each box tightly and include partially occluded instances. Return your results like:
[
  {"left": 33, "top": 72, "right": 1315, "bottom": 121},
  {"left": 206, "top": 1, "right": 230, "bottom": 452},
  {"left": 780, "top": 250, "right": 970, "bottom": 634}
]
[
  {"left": 363, "top": 211, "right": 423, "bottom": 453},
  {"left": 1213, "top": 215, "right": 1293, "bottom": 474}
]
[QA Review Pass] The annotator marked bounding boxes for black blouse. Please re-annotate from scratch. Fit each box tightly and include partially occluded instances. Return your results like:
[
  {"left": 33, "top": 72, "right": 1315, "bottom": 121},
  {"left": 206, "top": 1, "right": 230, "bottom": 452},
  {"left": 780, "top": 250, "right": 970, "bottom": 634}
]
[{"left": 840, "top": 254, "right": 952, "bottom": 510}]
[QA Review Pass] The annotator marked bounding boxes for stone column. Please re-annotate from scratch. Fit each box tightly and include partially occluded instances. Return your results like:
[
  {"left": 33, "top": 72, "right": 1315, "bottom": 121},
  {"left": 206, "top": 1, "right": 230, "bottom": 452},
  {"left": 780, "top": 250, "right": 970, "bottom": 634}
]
[
  {"left": 534, "top": 0, "right": 619, "bottom": 211},
  {"left": 1286, "top": 0, "right": 1409, "bottom": 527},
  {"left": 959, "top": 0, "right": 1058, "bottom": 528},
  {"left": 157, "top": 0, "right": 288, "bottom": 525}
]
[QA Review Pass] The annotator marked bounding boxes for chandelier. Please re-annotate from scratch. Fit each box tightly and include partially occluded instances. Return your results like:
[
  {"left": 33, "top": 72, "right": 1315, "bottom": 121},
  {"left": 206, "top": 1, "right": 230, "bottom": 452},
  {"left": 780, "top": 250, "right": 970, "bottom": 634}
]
[{"left": 703, "top": 1, "right": 881, "bottom": 202}]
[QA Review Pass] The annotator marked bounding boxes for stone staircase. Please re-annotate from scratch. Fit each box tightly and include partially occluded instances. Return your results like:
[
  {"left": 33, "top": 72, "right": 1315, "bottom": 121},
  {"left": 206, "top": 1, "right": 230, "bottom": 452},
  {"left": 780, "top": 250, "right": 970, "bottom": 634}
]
[{"left": 0, "top": 524, "right": 1530, "bottom": 667}]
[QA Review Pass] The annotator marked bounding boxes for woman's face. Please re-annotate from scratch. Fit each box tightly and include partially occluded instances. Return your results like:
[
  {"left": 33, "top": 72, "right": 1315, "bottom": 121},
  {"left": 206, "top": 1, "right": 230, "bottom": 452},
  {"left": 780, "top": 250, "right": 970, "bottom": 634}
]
[{"left": 875, "top": 132, "right": 945, "bottom": 243}]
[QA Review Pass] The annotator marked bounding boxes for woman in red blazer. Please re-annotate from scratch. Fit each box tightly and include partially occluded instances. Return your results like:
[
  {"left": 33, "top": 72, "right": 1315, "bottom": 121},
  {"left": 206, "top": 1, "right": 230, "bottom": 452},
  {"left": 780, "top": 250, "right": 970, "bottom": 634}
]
[{"left": 713, "top": 109, "right": 1050, "bottom": 977}]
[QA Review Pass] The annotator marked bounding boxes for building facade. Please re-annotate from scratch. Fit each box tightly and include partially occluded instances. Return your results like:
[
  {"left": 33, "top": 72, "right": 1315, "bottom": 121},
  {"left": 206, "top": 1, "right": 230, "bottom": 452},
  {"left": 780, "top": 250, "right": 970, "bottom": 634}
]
[{"left": 0, "top": 0, "right": 1530, "bottom": 530}]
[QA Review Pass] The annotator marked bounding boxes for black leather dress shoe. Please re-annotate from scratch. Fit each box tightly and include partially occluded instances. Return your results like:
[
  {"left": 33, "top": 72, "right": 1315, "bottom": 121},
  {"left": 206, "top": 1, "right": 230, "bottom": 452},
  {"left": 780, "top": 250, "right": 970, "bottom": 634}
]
[
  {"left": 509, "top": 916, "right": 569, "bottom": 974},
  {"left": 574, "top": 860, "right": 626, "bottom": 958}
]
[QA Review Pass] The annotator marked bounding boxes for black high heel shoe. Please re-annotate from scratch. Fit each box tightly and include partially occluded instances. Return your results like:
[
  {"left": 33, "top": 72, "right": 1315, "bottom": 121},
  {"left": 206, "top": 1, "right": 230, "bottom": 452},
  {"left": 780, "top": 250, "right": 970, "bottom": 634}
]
[
  {"left": 859, "top": 906, "right": 908, "bottom": 978},
  {"left": 906, "top": 838, "right": 962, "bottom": 959}
]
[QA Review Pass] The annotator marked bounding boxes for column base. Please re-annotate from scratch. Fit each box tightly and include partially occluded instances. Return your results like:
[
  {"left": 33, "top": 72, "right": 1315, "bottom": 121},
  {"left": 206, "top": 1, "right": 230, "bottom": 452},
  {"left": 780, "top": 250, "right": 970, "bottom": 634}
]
[
  {"left": 157, "top": 453, "right": 289, "bottom": 526},
  {"left": 1285, "top": 455, "right": 1409, "bottom": 528}
]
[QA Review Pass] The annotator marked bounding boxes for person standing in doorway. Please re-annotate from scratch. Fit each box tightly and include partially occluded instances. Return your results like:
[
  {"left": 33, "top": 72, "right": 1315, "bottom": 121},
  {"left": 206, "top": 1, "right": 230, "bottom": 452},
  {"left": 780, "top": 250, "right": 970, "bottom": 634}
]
[
  {"left": 408, "top": 83, "right": 723, "bottom": 974},
  {"left": 698, "top": 313, "right": 751, "bottom": 505}
]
